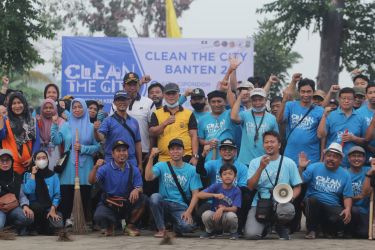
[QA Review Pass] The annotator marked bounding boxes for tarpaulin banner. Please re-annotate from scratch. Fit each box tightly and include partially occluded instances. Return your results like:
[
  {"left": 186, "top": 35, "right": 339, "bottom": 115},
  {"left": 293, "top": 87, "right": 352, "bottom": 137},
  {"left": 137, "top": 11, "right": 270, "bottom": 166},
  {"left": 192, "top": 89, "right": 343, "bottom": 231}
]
[{"left": 61, "top": 37, "right": 254, "bottom": 111}]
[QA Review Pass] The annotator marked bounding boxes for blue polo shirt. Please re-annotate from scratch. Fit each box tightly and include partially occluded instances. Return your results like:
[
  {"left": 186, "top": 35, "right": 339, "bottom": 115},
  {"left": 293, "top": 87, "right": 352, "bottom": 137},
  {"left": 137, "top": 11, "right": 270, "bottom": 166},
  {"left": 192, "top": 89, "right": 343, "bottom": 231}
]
[
  {"left": 198, "top": 110, "right": 240, "bottom": 161},
  {"left": 325, "top": 108, "right": 367, "bottom": 168},
  {"left": 98, "top": 113, "right": 141, "bottom": 166},
  {"left": 203, "top": 159, "right": 248, "bottom": 187},
  {"left": 96, "top": 161, "right": 142, "bottom": 199},
  {"left": 303, "top": 162, "right": 353, "bottom": 206}
]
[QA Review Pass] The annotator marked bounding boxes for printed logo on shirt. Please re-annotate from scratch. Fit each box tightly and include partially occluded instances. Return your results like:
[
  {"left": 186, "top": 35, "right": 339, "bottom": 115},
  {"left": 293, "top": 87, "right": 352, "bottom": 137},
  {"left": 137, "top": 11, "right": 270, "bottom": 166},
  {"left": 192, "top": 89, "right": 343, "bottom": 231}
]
[
  {"left": 245, "top": 122, "right": 268, "bottom": 134},
  {"left": 365, "top": 117, "right": 371, "bottom": 126},
  {"left": 315, "top": 176, "right": 341, "bottom": 193},
  {"left": 163, "top": 173, "right": 187, "bottom": 188},
  {"left": 206, "top": 120, "right": 226, "bottom": 136},
  {"left": 336, "top": 131, "right": 354, "bottom": 143},
  {"left": 352, "top": 180, "right": 362, "bottom": 196},
  {"left": 291, "top": 114, "right": 315, "bottom": 130}
]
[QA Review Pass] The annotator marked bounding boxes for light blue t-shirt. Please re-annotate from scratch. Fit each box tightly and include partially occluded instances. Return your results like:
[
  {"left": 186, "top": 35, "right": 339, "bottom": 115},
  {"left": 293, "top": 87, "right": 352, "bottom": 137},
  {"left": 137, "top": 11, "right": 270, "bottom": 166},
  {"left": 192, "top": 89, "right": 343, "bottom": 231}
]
[
  {"left": 247, "top": 155, "right": 302, "bottom": 206},
  {"left": 198, "top": 110, "right": 239, "bottom": 161},
  {"left": 325, "top": 108, "right": 367, "bottom": 168},
  {"left": 152, "top": 162, "right": 202, "bottom": 207},
  {"left": 283, "top": 101, "right": 324, "bottom": 165},
  {"left": 303, "top": 162, "right": 353, "bottom": 206},
  {"left": 204, "top": 159, "right": 248, "bottom": 187},
  {"left": 237, "top": 109, "right": 279, "bottom": 165},
  {"left": 356, "top": 105, "right": 374, "bottom": 160},
  {"left": 349, "top": 166, "right": 370, "bottom": 214},
  {"left": 193, "top": 110, "right": 209, "bottom": 124}
]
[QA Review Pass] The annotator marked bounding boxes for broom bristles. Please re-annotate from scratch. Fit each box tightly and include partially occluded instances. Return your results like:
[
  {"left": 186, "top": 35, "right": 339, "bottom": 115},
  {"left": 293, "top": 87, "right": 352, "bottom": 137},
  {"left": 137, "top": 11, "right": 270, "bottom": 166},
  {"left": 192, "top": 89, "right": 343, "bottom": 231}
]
[{"left": 72, "top": 184, "right": 87, "bottom": 234}]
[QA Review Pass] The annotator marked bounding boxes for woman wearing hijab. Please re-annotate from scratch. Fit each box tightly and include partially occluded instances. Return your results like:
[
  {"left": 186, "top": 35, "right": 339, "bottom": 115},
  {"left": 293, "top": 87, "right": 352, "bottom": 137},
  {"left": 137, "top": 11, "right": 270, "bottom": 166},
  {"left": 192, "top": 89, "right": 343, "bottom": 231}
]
[
  {"left": 51, "top": 98, "right": 100, "bottom": 222},
  {"left": 0, "top": 149, "right": 34, "bottom": 235},
  {"left": 38, "top": 99, "right": 65, "bottom": 170},
  {"left": 0, "top": 92, "right": 40, "bottom": 174},
  {"left": 86, "top": 100, "right": 99, "bottom": 124},
  {"left": 23, "top": 150, "right": 63, "bottom": 235}
]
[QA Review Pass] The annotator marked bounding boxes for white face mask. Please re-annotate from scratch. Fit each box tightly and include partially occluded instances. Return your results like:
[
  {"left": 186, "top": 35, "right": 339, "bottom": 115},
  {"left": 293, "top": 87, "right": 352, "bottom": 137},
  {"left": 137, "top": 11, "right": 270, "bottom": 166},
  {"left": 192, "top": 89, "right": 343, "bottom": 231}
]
[
  {"left": 36, "top": 159, "right": 48, "bottom": 170},
  {"left": 252, "top": 106, "right": 266, "bottom": 113}
]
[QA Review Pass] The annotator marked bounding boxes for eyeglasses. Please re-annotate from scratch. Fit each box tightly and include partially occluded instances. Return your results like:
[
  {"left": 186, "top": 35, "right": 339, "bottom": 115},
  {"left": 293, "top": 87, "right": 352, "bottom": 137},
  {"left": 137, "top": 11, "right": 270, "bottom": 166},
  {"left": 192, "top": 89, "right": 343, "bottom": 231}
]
[
  {"left": 339, "top": 97, "right": 353, "bottom": 101},
  {"left": 0, "top": 157, "right": 11, "bottom": 164}
]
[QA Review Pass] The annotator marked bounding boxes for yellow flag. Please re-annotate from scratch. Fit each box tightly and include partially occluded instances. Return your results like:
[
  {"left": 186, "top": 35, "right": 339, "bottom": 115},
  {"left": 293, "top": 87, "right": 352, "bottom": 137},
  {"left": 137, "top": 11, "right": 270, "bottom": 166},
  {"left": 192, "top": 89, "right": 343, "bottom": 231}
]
[{"left": 166, "top": 0, "right": 181, "bottom": 38}]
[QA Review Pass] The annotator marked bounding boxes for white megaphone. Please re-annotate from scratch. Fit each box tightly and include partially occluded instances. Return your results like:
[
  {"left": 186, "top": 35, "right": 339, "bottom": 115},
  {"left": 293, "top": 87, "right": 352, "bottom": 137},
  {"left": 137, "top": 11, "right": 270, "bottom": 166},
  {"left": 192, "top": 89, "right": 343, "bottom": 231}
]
[{"left": 273, "top": 183, "right": 293, "bottom": 204}]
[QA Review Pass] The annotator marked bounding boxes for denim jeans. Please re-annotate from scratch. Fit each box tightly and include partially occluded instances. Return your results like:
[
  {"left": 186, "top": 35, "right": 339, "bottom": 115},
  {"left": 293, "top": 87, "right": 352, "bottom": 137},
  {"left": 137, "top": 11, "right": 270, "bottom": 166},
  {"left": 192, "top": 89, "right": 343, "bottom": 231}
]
[
  {"left": 149, "top": 193, "right": 194, "bottom": 234},
  {"left": 0, "top": 206, "right": 33, "bottom": 230}
]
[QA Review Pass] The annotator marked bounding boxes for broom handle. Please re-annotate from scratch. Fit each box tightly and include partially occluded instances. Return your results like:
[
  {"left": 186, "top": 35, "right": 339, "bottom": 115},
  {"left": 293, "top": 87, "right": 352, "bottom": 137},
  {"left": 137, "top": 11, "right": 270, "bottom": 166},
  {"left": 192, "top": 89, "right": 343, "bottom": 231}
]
[
  {"left": 369, "top": 190, "right": 374, "bottom": 240},
  {"left": 341, "top": 129, "right": 348, "bottom": 147},
  {"left": 212, "top": 147, "right": 217, "bottom": 160},
  {"left": 75, "top": 128, "right": 79, "bottom": 178}
]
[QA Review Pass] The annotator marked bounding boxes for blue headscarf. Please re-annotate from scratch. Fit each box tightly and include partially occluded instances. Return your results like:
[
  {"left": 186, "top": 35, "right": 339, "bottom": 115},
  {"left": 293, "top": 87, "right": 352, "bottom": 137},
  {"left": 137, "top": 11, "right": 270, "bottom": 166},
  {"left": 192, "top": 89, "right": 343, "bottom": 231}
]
[{"left": 68, "top": 98, "right": 92, "bottom": 167}]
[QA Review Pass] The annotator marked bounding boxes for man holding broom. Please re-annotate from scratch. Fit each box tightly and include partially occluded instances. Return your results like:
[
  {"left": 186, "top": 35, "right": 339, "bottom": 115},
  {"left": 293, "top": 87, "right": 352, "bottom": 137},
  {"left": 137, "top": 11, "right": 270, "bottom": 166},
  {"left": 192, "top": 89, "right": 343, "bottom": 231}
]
[{"left": 89, "top": 140, "right": 146, "bottom": 236}]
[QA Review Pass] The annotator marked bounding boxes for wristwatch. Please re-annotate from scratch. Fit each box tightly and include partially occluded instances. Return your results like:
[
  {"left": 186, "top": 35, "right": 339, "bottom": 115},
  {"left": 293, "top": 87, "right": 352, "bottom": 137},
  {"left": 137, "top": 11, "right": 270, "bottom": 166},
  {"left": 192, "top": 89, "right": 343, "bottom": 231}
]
[{"left": 193, "top": 154, "right": 199, "bottom": 159}]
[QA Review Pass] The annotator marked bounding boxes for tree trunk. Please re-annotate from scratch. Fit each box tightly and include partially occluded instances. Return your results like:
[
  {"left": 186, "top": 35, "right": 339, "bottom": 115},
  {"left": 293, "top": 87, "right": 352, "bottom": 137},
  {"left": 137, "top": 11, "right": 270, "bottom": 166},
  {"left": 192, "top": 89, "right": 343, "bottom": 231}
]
[{"left": 317, "top": 0, "right": 345, "bottom": 93}]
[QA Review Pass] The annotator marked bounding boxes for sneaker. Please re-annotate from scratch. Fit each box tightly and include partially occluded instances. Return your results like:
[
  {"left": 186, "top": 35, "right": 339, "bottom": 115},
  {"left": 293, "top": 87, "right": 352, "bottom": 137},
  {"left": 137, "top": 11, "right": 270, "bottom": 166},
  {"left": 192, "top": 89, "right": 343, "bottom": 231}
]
[
  {"left": 229, "top": 232, "right": 239, "bottom": 240},
  {"left": 200, "top": 231, "right": 215, "bottom": 239},
  {"left": 65, "top": 219, "right": 73, "bottom": 228}
]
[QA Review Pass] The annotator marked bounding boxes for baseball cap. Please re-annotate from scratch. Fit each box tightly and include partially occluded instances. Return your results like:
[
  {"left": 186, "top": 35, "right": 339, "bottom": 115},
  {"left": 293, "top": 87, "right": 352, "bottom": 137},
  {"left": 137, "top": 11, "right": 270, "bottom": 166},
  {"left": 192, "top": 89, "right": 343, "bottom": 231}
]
[
  {"left": 219, "top": 138, "right": 237, "bottom": 149},
  {"left": 313, "top": 89, "right": 326, "bottom": 99},
  {"left": 123, "top": 72, "right": 139, "bottom": 85},
  {"left": 112, "top": 140, "right": 129, "bottom": 151},
  {"left": 250, "top": 88, "right": 267, "bottom": 98},
  {"left": 353, "top": 87, "right": 365, "bottom": 97},
  {"left": 325, "top": 142, "right": 344, "bottom": 157},
  {"left": 347, "top": 146, "right": 366, "bottom": 155},
  {"left": 191, "top": 88, "right": 205, "bottom": 98},
  {"left": 276, "top": 203, "right": 295, "bottom": 223},
  {"left": 168, "top": 138, "right": 184, "bottom": 149},
  {"left": 207, "top": 90, "right": 226, "bottom": 100},
  {"left": 164, "top": 83, "right": 180, "bottom": 94},
  {"left": 0, "top": 149, "right": 13, "bottom": 158},
  {"left": 237, "top": 80, "right": 254, "bottom": 90},
  {"left": 114, "top": 90, "right": 131, "bottom": 101}
]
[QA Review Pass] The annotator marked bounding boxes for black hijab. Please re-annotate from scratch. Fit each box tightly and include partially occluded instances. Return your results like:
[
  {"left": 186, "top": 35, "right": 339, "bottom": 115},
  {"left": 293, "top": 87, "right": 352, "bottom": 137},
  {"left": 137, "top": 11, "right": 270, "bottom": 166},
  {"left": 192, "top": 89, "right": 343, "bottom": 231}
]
[
  {"left": 86, "top": 100, "right": 99, "bottom": 123},
  {"left": 0, "top": 155, "right": 22, "bottom": 198},
  {"left": 32, "top": 150, "right": 54, "bottom": 208}
]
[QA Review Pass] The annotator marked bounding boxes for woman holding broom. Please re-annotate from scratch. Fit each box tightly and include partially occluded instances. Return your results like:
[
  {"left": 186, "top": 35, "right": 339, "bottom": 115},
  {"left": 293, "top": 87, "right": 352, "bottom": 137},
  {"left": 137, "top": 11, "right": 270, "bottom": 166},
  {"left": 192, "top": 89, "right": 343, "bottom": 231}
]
[{"left": 51, "top": 98, "right": 100, "bottom": 225}]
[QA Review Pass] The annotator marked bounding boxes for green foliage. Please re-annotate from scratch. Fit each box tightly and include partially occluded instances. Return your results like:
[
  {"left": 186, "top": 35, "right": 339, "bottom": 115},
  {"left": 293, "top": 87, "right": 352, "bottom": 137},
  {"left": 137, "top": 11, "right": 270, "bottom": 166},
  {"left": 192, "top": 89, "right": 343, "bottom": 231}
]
[
  {"left": 258, "top": 0, "right": 375, "bottom": 81},
  {"left": 43, "top": 0, "right": 194, "bottom": 37},
  {"left": 0, "top": 0, "right": 54, "bottom": 75},
  {"left": 253, "top": 20, "right": 302, "bottom": 97}
]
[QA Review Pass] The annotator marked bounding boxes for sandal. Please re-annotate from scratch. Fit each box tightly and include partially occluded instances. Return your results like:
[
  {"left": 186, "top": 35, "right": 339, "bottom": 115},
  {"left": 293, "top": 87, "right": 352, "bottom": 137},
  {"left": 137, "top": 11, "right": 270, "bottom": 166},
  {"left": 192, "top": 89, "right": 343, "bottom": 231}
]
[
  {"left": 124, "top": 225, "right": 140, "bottom": 237},
  {"left": 154, "top": 230, "right": 166, "bottom": 238},
  {"left": 305, "top": 231, "right": 316, "bottom": 239}
]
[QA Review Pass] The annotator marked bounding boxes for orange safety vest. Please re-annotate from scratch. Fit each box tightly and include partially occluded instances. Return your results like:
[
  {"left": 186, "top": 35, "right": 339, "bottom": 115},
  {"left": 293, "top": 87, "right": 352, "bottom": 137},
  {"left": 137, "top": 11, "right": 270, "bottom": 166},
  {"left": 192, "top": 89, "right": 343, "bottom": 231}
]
[{"left": 2, "top": 120, "right": 33, "bottom": 174}]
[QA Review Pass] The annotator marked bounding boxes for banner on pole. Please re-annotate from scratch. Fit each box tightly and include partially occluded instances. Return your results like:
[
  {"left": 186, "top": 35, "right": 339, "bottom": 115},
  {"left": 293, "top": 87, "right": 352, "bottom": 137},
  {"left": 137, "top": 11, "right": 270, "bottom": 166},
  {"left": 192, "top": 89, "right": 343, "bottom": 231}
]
[{"left": 62, "top": 37, "right": 254, "bottom": 111}]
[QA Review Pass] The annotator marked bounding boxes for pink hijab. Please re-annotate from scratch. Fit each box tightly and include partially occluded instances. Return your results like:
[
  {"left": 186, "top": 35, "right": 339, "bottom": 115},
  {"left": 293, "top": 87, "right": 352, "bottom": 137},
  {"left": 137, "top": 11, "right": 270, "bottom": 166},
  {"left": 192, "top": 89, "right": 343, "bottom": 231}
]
[{"left": 39, "top": 98, "right": 64, "bottom": 144}]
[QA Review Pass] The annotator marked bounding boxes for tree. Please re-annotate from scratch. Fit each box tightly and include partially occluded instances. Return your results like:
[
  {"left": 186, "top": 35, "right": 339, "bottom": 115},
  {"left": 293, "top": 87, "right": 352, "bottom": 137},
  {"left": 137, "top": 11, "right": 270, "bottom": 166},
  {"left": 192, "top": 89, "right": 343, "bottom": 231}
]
[
  {"left": 253, "top": 20, "right": 302, "bottom": 97},
  {"left": 0, "top": 0, "right": 54, "bottom": 75},
  {"left": 258, "top": 0, "right": 375, "bottom": 92},
  {"left": 44, "top": 0, "right": 194, "bottom": 37}
]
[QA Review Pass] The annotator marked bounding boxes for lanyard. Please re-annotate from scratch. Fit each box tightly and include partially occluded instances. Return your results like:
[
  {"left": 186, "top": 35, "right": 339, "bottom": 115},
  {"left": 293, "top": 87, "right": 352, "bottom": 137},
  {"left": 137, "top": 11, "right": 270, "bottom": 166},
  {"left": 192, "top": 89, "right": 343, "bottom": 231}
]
[{"left": 251, "top": 110, "right": 265, "bottom": 146}]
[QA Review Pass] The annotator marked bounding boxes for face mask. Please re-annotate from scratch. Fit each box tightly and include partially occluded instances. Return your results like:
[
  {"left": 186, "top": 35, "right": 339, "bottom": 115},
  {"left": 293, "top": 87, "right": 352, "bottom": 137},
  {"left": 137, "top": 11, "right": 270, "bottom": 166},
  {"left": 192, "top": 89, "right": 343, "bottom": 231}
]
[
  {"left": 191, "top": 102, "right": 205, "bottom": 111},
  {"left": 165, "top": 101, "right": 179, "bottom": 109},
  {"left": 36, "top": 159, "right": 48, "bottom": 170},
  {"left": 252, "top": 106, "right": 266, "bottom": 113}
]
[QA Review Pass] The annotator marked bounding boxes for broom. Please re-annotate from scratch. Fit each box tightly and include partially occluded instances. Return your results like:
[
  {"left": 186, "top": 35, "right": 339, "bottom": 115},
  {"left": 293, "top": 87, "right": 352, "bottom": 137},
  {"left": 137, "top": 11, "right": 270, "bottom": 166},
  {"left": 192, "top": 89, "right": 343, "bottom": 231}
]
[
  {"left": 72, "top": 129, "right": 87, "bottom": 234},
  {"left": 369, "top": 190, "right": 374, "bottom": 240}
]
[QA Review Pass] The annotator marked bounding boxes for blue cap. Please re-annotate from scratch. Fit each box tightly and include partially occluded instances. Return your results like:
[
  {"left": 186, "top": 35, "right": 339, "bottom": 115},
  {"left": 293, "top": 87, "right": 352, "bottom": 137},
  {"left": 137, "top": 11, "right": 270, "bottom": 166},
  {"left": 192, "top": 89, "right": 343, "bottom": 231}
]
[{"left": 114, "top": 90, "right": 131, "bottom": 100}]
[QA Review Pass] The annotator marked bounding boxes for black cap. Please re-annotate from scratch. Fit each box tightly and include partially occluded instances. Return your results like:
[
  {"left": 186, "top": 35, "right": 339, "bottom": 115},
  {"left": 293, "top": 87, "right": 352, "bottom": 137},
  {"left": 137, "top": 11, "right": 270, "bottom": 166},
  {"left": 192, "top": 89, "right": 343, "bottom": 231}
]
[
  {"left": 219, "top": 138, "right": 237, "bottom": 149},
  {"left": 168, "top": 138, "right": 184, "bottom": 149},
  {"left": 191, "top": 88, "right": 205, "bottom": 98},
  {"left": 112, "top": 140, "right": 129, "bottom": 150},
  {"left": 123, "top": 72, "right": 140, "bottom": 85},
  {"left": 207, "top": 90, "right": 226, "bottom": 100},
  {"left": 114, "top": 90, "right": 131, "bottom": 100},
  {"left": 164, "top": 83, "right": 180, "bottom": 93}
]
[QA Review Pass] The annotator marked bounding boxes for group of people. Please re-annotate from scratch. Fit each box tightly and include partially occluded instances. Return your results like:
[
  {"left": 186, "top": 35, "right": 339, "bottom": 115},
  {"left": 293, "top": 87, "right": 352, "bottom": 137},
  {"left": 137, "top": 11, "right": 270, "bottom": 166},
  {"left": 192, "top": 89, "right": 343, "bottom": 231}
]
[{"left": 0, "top": 60, "right": 374, "bottom": 242}]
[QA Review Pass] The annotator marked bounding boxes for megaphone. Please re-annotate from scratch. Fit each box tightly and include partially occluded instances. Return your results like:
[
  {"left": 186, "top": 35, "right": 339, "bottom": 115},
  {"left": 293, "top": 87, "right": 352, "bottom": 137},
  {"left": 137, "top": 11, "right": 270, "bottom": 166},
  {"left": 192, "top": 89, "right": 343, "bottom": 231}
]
[{"left": 273, "top": 183, "right": 293, "bottom": 204}]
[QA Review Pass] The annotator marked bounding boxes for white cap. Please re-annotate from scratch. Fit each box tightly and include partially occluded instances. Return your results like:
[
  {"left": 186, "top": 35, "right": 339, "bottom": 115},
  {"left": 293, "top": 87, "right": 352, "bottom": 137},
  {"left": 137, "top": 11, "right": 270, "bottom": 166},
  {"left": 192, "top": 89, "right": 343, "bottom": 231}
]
[
  {"left": 237, "top": 80, "right": 254, "bottom": 90},
  {"left": 324, "top": 142, "right": 344, "bottom": 157},
  {"left": 250, "top": 88, "right": 267, "bottom": 98}
]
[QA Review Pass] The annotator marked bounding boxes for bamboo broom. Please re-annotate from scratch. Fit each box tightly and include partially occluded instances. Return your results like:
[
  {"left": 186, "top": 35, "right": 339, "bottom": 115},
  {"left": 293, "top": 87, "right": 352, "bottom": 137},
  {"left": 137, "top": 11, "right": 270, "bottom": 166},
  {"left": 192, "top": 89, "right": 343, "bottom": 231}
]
[
  {"left": 72, "top": 129, "right": 87, "bottom": 234},
  {"left": 369, "top": 190, "right": 374, "bottom": 240}
]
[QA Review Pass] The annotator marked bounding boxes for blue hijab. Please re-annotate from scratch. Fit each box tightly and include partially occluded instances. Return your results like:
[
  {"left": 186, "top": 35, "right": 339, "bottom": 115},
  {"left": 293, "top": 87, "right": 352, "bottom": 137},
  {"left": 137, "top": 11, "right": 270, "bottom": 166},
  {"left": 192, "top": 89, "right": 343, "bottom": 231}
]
[{"left": 68, "top": 98, "right": 92, "bottom": 166}]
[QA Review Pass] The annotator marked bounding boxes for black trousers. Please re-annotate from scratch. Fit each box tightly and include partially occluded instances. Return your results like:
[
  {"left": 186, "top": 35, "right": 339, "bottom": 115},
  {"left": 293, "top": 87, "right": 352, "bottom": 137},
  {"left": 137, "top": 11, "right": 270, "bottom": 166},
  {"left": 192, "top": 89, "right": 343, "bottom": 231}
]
[
  {"left": 59, "top": 185, "right": 92, "bottom": 223},
  {"left": 237, "top": 187, "right": 256, "bottom": 233},
  {"left": 29, "top": 202, "right": 63, "bottom": 234},
  {"left": 304, "top": 197, "right": 345, "bottom": 234}
]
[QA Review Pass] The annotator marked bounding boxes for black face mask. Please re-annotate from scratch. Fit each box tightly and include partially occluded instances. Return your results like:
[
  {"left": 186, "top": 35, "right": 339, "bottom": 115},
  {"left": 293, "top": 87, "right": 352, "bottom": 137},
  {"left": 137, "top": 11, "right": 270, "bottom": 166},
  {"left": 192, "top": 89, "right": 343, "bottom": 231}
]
[{"left": 191, "top": 102, "right": 205, "bottom": 111}]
